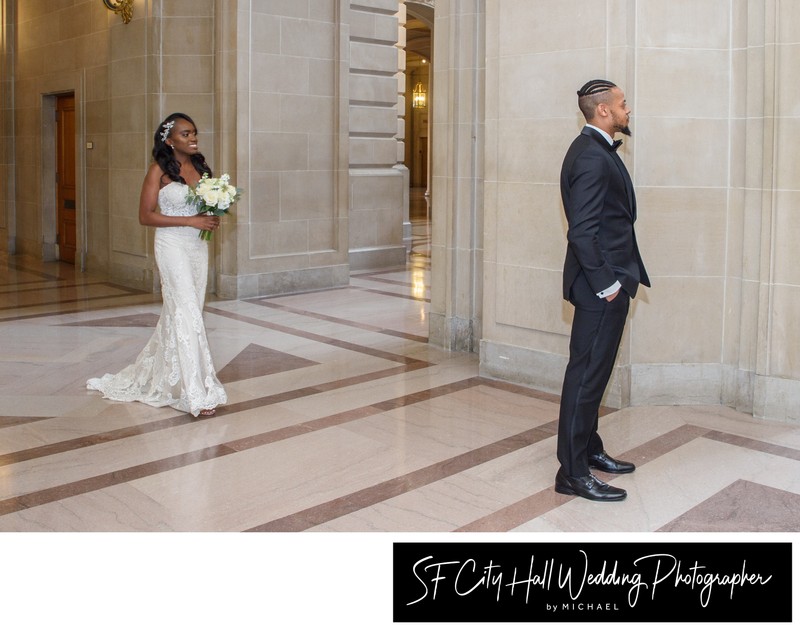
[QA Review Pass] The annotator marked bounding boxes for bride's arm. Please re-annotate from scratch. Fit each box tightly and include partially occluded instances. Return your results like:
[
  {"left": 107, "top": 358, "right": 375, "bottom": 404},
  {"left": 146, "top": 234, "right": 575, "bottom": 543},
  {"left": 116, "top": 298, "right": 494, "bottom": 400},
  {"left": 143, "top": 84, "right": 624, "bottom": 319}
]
[{"left": 138, "top": 164, "right": 219, "bottom": 231}]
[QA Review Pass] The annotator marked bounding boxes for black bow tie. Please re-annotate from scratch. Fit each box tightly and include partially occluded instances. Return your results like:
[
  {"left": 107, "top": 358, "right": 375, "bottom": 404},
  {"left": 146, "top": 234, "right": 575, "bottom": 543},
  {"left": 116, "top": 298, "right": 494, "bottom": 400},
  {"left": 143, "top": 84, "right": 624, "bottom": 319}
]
[{"left": 611, "top": 139, "right": 623, "bottom": 151}]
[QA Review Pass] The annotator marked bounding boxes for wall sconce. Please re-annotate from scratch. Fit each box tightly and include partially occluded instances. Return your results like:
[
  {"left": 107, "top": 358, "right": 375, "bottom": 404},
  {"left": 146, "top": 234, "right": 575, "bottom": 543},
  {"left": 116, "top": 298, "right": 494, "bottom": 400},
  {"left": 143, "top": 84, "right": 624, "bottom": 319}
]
[
  {"left": 412, "top": 82, "right": 427, "bottom": 109},
  {"left": 103, "top": 0, "right": 133, "bottom": 24}
]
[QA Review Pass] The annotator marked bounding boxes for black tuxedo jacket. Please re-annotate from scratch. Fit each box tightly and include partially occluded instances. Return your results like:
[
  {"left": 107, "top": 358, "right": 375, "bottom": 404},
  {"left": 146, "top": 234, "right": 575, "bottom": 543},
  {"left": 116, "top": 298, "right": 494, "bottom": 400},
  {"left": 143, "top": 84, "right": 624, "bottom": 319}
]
[{"left": 560, "top": 127, "right": 650, "bottom": 300}]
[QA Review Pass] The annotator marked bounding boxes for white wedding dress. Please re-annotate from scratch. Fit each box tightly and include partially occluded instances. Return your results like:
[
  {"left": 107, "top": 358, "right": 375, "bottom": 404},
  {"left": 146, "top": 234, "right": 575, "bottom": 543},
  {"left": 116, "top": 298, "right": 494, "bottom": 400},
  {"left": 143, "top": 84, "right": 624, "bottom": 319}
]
[{"left": 87, "top": 182, "right": 227, "bottom": 416}]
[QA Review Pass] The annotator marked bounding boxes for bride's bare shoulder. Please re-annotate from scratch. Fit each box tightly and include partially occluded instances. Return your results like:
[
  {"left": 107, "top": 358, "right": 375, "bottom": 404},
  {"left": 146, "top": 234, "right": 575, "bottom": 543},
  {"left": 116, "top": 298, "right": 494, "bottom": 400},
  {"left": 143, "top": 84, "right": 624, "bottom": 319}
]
[{"left": 144, "top": 163, "right": 172, "bottom": 189}]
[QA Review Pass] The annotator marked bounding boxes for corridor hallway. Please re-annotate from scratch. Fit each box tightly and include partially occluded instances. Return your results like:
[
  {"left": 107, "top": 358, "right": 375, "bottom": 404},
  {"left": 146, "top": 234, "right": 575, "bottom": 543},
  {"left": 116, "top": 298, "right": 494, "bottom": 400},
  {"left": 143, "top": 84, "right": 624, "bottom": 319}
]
[{"left": 1, "top": 204, "right": 800, "bottom": 533}]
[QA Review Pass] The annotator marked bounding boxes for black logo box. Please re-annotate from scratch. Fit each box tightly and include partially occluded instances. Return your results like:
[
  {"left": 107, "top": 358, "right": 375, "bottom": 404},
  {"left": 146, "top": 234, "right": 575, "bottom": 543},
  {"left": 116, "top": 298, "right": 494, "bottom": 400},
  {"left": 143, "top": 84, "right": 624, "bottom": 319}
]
[{"left": 393, "top": 542, "right": 792, "bottom": 623}]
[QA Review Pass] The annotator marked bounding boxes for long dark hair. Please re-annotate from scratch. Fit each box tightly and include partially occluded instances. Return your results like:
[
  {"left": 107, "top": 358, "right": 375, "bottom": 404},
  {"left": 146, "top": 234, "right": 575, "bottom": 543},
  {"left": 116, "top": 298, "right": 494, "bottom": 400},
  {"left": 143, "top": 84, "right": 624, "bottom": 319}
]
[{"left": 152, "top": 113, "right": 212, "bottom": 184}]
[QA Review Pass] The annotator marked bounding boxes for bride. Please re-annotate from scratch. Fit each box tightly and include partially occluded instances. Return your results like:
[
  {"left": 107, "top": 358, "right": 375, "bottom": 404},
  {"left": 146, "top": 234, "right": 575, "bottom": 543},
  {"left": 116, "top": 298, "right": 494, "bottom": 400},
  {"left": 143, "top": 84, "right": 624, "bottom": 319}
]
[{"left": 87, "top": 113, "right": 227, "bottom": 417}]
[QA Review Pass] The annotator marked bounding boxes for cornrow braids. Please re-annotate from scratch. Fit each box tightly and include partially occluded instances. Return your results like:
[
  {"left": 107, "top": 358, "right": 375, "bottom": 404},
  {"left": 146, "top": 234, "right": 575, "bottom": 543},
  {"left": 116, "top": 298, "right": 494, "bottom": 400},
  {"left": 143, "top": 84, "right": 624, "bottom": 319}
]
[
  {"left": 577, "top": 79, "right": 618, "bottom": 121},
  {"left": 577, "top": 79, "right": 617, "bottom": 97}
]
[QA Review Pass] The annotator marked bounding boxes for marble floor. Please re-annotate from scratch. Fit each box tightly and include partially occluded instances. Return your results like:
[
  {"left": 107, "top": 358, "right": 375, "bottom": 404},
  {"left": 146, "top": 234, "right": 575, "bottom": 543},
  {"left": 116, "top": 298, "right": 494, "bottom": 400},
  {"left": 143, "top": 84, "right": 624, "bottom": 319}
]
[
  {"left": 1, "top": 202, "right": 800, "bottom": 534},
  {"left": 1, "top": 192, "right": 797, "bottom": 626}
]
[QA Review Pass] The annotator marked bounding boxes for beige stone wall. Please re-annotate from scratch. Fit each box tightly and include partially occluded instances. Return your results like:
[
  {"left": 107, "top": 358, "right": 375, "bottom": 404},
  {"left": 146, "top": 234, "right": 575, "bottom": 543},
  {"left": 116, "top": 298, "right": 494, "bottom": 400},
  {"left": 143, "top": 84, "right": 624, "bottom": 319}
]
[
  {"left": 3, "top": 0, "right": 215, "bottom": 287},
  {"left": 215, "top": 0, "right": 350, "bottom": 298},
  {"left": 4, "top": 0, "right": 798, "bottom": 422},
  {"left": 8, "top": 0, "right": 111, "bottom": 266},
  {"left": 478, "top": 0, "right": 800, "bottom": 422},
  {"left": 214, "top": 0, "right": 409, "bottom": 296},
  {"left": 348, "top": 0, "right": 408, "bottom": 271},
  {"left": 629, "top": 0, "right": 745, "bottom": 407},
  {"left": 752, "top": 0, "right": 800, "bottom": 420},
  {"left": 2, "top": 0, "right": 357, "bottom": 297},
  {"left": 109, "top": 0, "right": 216, "bottom": 289}
]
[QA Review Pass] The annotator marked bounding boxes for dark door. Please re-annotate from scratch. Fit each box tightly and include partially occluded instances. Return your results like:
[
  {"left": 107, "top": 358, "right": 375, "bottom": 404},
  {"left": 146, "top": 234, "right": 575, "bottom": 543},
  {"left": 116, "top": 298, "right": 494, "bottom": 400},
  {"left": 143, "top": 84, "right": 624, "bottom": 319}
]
[{"left": 56, "top": 94, "right": 76, "bottom": 264}]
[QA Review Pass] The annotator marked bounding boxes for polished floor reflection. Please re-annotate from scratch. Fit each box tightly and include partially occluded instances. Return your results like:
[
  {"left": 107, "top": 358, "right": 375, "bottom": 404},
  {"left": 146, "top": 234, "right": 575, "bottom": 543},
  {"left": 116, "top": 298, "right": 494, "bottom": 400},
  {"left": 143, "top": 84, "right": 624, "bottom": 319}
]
[{"left": 1, "top": 198, "right": 800, "bottom": 532}]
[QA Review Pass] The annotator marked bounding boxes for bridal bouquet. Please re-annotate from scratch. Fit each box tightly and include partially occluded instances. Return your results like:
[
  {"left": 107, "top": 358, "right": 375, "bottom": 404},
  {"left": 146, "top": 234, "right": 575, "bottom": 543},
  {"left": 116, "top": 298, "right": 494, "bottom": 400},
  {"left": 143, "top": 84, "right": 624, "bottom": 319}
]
[{"left": 187, "top": 173, "right": 242, "bottom": 240}]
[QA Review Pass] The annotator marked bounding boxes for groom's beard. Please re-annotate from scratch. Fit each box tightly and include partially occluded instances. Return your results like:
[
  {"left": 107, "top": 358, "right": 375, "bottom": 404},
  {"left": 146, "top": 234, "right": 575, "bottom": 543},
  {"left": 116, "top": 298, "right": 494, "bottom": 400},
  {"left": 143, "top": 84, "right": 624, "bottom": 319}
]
[{"left": 611, "top": 110, "right": 632, "bottom": 137}]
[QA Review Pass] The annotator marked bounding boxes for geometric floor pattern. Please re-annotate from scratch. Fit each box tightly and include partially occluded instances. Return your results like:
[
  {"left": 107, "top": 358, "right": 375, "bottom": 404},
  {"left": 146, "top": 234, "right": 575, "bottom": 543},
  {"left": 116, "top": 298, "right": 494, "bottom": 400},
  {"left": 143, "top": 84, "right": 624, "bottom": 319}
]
[
  {"left": 1, "top": 196, "right": 797, "bottom": 627},
  {"left": 2, "top": 251, "right": 799, "bottom": 533},
  {"left": 658, "top": 479, "right": 800, "bottom": 532}
]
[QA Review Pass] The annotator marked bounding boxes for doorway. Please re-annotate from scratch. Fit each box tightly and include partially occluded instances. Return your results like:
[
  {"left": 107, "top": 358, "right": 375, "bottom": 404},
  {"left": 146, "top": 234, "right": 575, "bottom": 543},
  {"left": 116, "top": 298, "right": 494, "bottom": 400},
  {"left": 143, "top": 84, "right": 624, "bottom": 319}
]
[
  {"left": 404, "top": 4, "right": 433, "bottom": 269},
  {"left": 404, "top": 11, "right": 431, "bottom": 192},
  {"left": 55, "top": 94, "right": 76, "bottom": 264}
]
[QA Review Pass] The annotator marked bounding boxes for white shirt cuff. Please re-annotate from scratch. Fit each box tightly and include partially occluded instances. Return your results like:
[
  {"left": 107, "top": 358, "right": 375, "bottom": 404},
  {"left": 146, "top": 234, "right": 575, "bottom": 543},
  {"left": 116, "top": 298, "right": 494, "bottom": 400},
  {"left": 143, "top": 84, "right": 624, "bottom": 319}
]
[{"left": 597, "top": 280, "right": 621, "bottom": 299}]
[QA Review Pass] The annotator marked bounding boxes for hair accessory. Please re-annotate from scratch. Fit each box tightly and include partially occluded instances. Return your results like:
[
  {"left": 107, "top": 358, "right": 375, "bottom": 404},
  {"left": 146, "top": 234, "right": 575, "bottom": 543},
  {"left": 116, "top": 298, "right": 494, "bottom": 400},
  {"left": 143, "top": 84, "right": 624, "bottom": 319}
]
[
  {"left": 577, "top": 79, "right": 617, "bottom": 97},
  {"left": 159, "top": 120, "right": 175, "bottom": 142}
]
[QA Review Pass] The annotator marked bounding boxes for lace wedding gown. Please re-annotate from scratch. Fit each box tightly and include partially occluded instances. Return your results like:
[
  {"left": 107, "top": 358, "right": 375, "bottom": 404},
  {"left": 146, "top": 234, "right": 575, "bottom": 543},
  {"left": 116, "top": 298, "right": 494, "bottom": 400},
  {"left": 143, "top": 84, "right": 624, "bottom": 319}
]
[{"left": 87, "top": 181, "right": 227, "bottom": 416}]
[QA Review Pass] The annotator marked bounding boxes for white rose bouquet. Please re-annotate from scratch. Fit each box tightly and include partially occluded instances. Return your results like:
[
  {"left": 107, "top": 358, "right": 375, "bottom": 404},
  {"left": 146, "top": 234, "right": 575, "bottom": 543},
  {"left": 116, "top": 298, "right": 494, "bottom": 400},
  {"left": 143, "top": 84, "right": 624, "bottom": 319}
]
[{"left": 186, "top": 173, "right": 242, "bottom": 240}]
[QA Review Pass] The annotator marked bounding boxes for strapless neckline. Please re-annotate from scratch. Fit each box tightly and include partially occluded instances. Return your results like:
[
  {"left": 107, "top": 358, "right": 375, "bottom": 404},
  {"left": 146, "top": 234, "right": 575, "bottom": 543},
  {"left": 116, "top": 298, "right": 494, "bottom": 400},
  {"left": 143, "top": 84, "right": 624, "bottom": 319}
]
[
  {"left": 161, "top": 181, "right": 187, "bottom": 191},
  {"left": 158, "top": 181, "right": 197, "bottom": 217}
]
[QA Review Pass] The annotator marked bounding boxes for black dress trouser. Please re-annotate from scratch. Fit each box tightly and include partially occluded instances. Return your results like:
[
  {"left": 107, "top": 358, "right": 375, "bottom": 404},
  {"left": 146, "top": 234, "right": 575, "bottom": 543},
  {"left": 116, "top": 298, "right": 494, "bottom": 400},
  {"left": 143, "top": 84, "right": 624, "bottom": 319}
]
[{"left": 557, "top": 272, "right": 630, "bottom": 477}]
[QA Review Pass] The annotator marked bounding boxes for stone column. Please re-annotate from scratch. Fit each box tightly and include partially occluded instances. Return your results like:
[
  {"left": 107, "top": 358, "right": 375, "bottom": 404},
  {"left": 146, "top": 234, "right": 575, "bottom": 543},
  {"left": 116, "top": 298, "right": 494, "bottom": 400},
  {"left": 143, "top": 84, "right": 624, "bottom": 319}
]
[
  {"left": 348, "top": 0, "right": 408, "bottom": 270},
  {"left": 216, "top": 0, "right": 350, "bottom": 299},
  {"left": 428, "top": 0, "right": 484, "bottom": 351},
  {"left": 750, "top": 0, "right": 800, "bottom": 422}
]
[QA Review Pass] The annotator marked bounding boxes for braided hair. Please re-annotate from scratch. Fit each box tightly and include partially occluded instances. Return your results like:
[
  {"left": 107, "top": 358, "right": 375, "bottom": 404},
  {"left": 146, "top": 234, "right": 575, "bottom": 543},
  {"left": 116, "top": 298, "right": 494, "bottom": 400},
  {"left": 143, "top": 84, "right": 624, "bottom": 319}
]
[
  {"left": 152, "top": 113, "right": 212, "bottom": 184},
  {"left": 576, "top": 79, "right": 617, "bottom": 121}
]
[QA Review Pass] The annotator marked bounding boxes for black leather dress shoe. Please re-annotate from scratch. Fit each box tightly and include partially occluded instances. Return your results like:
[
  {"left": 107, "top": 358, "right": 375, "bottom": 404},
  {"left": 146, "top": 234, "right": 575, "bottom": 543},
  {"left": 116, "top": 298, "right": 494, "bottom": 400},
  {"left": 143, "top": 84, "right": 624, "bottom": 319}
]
[
  {"left": 554, "top": 469, "right": 627, "bottom": 501},
  {"left": 588, "top": 451, "right": 635, "bottom": 474}
]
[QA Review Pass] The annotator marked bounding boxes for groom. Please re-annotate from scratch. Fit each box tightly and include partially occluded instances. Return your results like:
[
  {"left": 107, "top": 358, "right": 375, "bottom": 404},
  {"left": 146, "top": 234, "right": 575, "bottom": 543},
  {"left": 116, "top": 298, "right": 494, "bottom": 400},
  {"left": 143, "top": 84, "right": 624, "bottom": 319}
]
[{"left": 555, "top": 79, "right": 650, "bottom": 502}]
